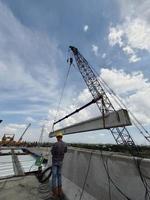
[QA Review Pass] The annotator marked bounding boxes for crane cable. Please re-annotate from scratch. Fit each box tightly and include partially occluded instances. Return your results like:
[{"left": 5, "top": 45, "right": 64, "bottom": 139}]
[
  {"left": 78, "top": 151, "right": 93, "bottom": 200},
  {"left": 51, "top": 63, "right": 72, "bottom": 133},
  {"left": 100, "top": 150, "right": 132, "bottom": 200},
  {"left": 77, "top": 149, "right": 132, "bottom": 200}
]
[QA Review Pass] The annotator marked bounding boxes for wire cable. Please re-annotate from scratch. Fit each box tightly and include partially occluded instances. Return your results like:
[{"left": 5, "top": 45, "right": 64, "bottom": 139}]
[
  {"left": 131, "top": 156, "right": 150, "bottom": 200},
  {"left": 78, "top": 150, "right": 93, "bottom": 200},
  {"left": 105, "top": 156, "right": 112, "bottom": 200},
  {"left": 100, "top": 150, "right": 132, "bottom": 200},
  {"left": 53, "top": 63, "right": 72, "bottom": 124}
]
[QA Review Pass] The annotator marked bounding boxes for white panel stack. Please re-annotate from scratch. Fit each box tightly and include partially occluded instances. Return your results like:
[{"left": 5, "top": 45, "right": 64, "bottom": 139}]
[
  {"left": 18, "top": 155, "right": 38, "bottom": 173},
  {"left": 14, "top": 149, "right": 23, "bottom": 153},
  {"left": 0, "top": 155, "right": 14, "bottom": 178}
]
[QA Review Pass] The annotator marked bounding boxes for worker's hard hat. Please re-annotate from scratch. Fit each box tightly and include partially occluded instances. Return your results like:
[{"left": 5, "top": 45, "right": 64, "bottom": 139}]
[{"left": 55, "top": 131, "right": 63, "bottom": 137}]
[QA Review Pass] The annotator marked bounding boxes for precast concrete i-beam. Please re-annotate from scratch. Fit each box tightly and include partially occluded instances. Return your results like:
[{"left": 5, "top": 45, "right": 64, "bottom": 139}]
[{"left": 49, "top": 109, "right": 131, "bottom": 137}]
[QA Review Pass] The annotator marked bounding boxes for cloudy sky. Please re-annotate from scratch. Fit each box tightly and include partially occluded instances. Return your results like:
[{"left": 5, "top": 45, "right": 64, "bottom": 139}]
[{"left": 0, "top": 0, "right": 150, "bottom": 145}]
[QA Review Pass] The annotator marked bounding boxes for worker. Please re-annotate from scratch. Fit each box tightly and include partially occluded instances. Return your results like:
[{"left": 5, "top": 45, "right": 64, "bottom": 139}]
[{"left": 51, "top": 131, "right": 67, "bottom": 198}]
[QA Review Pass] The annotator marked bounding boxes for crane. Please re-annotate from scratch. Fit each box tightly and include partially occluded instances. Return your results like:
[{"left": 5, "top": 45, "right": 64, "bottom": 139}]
[
  {"left": 38, "top": 125, "right": 45, "bottom": 145},
  {"left": 49, "top": 46, "right": 146, "bottom": 153},
  {"left": 2, "top": 134, "right": 15, "bottom": 146},
  {"left": 68, "top": 46, "right": 136, "bottom": 149},
  {"left": 17, "top": 123, "right": 31, "bottom": 143}
]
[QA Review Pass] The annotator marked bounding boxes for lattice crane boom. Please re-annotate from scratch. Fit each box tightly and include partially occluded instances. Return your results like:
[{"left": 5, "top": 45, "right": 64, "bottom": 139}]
[
  {"left": 18, "top": 123, "right": 31, "bottom": 142},
  {"left": 39, "top": 125, "right": 45, "bottom": 144},
  {"left": 69, "top": 46, "right": 136, "bottom": 147}
]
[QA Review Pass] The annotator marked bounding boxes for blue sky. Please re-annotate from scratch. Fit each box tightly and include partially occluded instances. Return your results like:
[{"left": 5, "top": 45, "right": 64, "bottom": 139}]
[{"left": 0, "top": 0, "right": 150, "bottom": 144}]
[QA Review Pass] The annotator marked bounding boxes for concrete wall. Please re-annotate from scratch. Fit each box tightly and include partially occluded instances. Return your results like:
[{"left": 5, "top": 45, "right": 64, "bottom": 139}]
[{"left": 62, "top": 148, "right": 150, "bottom": 200}]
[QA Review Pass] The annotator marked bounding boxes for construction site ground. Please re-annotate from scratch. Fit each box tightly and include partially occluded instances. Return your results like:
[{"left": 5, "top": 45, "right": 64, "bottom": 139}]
[{"left": 0, "top": 175, "right": 67, "bottom": 200}]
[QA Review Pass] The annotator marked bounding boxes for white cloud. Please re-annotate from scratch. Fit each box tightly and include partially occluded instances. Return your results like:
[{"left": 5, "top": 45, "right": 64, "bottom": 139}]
[
  {"left": 122, "top": 45, "right": 134, "bottom": 55},
  {"left": 122, "top": 45, "right": 141, "bottom": 63},
  {"left": 129, "top": 54, "right": 141, "bottom": 63},
  {"left": 26, "top": 116, "right": 36, "bottom": 123},
  {"left": 102, "top": 53, "right": 106, "bottom": 59},
  {"left": 8, "top": 124, "right": 26, "bottom": 129},
  {"left": 77, "top": 88, "right": 91, "bottom": 103},
  {"left": 100, "top": 68, "right": 150, "bottom": 124},
  {"left": 100, "top": 68, "right": 149, "bottom": 94},
  {"left": 92, "top": 44, "right": 99, "bottom": 56},
  {"left": 108, "top": 21, "right": 142, "bottom": 63},
  {"left": 125, "top": 18, "right": 150, "bottom": 51},
  {"left": 2, "top": 123, "right": 26, "bottom": 139},
  {"left": 108, "top": 27, "right": 124, "bottom": 47},
  {"left": 83, "top": 25, "right": 89, "bottom": 32},
  {"left": 0, "top": 1, "right": 63, "bottom": 119},
  {"left": 0, "top": 1, "right": 67, "bottom": 142},
  {"left": 117, "top": 0, "right": 150, "bottom": 22},
  {"left": 109, "top": 1, "right": 150, "bottom": 63}
]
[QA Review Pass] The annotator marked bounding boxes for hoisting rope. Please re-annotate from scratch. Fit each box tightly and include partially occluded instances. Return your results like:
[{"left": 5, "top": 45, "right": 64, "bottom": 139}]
[
  {"left": 54, "top": 64, "right": 71, "bottom": 123},
  {"left": 51, "top": 62, "right": 72, "bottom": 133}
]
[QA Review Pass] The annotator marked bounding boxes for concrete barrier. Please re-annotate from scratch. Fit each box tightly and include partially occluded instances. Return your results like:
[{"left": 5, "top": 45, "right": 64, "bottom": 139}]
[{"left": 62, "top": 148, "right": 150, "bottom": 200}]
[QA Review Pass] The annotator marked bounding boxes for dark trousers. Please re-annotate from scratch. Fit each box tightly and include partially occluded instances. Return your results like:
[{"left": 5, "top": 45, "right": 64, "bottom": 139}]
[{"left": 52, "top": 164, "right": 62, "bottom": 188}]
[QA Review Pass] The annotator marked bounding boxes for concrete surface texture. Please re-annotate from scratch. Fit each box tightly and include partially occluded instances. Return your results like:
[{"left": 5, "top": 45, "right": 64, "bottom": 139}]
[
  {"left": 0, "top": 175, "right": 67, "bottom": 200},
  {"left": 26, "top": 147, "right": 150, "bottom": 200},
  {"left": 62, "top": 148, "right": 150, "bottom": 200},
  {"left": 0, "top": 176, "right": 41, "bottom": 200}
]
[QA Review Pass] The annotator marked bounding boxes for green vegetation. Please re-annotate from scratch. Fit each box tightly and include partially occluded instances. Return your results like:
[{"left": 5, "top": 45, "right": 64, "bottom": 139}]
[
  {"left": 70, "top": 143, "right": 150, "bottom": 158},
  {"left": 3, "top": 141, "right": 150, "bottom": 158}
]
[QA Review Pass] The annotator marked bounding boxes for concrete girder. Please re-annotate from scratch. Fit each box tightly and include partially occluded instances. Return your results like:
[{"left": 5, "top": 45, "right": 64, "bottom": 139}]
[{"left": 49, "top": 109, "right": 131, "bottom": 137}]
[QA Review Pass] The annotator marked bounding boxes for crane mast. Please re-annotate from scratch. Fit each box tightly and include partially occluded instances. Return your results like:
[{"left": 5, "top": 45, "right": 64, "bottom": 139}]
[
  {"left": 39, "top": 125, "right": 45, "bottom": 144},
  {"left": 69, "top": 46, "right": 136, "bottom": 148}
]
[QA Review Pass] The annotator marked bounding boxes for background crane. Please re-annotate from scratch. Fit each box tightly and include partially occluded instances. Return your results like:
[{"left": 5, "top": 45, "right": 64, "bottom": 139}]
[
  {"left": 38, "top": 125, "right": 45, "bottom": 145},
  {"left": 17, "top": 123, "right": 31, "bottom": 144},
  {"left": 1, "top": 134, "right": 15, "bottom": 146}
]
